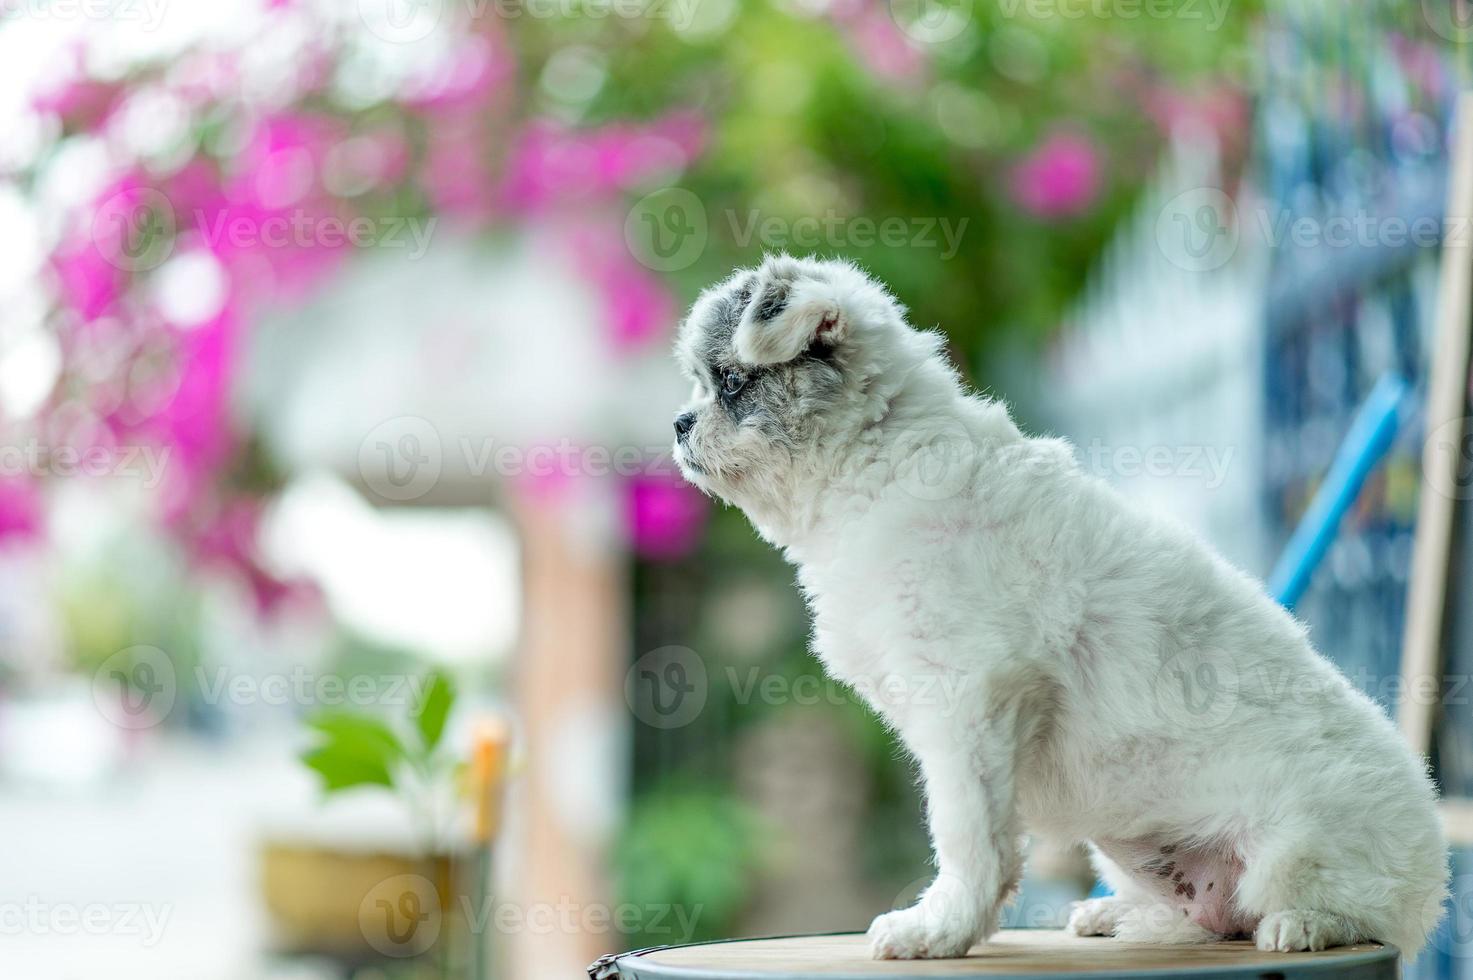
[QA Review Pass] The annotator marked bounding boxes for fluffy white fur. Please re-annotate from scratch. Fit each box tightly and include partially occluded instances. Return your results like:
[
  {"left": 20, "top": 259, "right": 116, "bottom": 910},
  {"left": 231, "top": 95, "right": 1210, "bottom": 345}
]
[{"left": 672, "top": 254, "right": 1448, "bottom": 960}]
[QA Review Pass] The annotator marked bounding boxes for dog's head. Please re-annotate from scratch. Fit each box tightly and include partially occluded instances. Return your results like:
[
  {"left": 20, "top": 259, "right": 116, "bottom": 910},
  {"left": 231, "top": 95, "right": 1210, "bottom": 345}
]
[{"left": 671, "top": 254, "right": 931, "bottom": 510}]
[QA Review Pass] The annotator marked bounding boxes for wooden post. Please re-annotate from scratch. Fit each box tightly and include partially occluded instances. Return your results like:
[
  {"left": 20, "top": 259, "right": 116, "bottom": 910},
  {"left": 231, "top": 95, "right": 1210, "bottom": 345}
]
[
  {"left": 1398, "top": 92, "right": 1473, "bottom": 844},
  {"left": 508, "top": 494, "right": 626, "bottom": 978}
]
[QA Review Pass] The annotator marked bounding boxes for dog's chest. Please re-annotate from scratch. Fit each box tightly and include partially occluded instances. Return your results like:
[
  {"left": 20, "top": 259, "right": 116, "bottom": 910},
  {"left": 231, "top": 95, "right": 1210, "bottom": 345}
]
[
  {"left": 797, "top": 554, "right": 972, "bottom": 723},
  {"left": 802, "top": 586, "right": 892, "bottom": 685},
  {"left": 800, "top": 553, "right": 923, "bottom": 652}
]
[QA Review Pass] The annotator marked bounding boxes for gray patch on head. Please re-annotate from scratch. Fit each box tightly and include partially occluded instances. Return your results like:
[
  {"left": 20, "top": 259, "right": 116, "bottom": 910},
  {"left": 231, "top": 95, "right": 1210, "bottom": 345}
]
[
  {"left": 692, "top": 274, "right": 750, "bottom": 355},
  {"left": 728, "top": 343, "right": 844, "bottom": 447},
  {"left": 732, "top": 275, "right": 755, "bottom": 312},
  {"left": 754, "top": 279, "right": 789, "bottom": 322}
]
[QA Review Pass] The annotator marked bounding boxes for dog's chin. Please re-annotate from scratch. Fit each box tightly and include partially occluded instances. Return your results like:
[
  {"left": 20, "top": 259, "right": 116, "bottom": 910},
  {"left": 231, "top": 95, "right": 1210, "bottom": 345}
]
[
  {"left": 675, "top": 443, "right": 744, "bottom": 504},
  {"left": 673, "top": 442, "right": 709, "bottom": 484}
]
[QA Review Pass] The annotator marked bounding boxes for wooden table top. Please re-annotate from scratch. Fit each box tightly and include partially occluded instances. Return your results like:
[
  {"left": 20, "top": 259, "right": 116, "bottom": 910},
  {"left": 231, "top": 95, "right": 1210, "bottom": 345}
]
[{"left": 598, "top": 930, "right": 1397, "bottom": 980}]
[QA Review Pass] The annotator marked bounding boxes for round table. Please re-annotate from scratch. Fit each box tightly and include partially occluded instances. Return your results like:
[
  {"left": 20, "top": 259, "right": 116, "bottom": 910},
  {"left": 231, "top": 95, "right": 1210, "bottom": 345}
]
[{"left": 589, "top": 930, "right": 1398, "bottom": 980}]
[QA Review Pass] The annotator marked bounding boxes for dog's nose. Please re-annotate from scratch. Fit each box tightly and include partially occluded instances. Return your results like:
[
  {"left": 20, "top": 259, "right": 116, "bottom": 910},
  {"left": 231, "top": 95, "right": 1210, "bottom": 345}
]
[{"left": 674, "top": 412, "right": 696, "bottom": 440}]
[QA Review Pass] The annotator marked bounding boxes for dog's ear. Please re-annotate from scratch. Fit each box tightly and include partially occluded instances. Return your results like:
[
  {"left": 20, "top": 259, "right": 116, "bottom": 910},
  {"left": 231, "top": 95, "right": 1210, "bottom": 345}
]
[{"left": 733, "top": 275, "right": 848, "bottom": 366}]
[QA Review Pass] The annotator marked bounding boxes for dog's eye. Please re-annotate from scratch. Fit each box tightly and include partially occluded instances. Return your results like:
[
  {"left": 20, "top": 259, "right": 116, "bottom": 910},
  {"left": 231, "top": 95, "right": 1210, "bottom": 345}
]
[{"left": 722, "top": 368, "right": 747, "bottom": 397}]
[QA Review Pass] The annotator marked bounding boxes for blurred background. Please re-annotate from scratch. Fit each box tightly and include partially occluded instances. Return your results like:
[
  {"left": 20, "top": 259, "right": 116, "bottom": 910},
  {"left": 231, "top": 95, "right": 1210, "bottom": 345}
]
[{"left": 1, "top": 0, "right": 1472, "bottom": 977}]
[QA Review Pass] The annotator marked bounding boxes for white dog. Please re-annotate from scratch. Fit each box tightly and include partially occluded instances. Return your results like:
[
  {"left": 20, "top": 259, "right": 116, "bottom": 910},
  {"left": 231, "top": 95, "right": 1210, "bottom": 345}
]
[{"left": 671, "top": 254, "right": 1448, "bottom": 959}]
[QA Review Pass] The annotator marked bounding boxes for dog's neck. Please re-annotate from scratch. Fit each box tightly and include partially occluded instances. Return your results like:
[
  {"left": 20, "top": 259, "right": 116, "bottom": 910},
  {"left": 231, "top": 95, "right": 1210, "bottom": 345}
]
[{"left": 737, "top": 355, "right": 1022, "bottom": 563}]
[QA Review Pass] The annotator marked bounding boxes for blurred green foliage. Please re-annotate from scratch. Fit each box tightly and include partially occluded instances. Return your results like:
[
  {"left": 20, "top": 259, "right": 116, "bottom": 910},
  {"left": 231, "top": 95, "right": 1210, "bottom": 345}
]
[
  {"left": 613, "top": 785, "right": 763, "bottom": 946},
  {"left": 512, "top": 0, "right": 1262, "bottom": 366}
]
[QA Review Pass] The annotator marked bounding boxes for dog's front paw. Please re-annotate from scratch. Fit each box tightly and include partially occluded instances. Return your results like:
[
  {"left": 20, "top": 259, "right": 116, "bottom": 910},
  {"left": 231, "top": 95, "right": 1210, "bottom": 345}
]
[
  {"left": 867, "top": 905, "right": 976, "bottom": 960},
  {"left": 867, "top": 880, "right": 988, "bottom": 961}
]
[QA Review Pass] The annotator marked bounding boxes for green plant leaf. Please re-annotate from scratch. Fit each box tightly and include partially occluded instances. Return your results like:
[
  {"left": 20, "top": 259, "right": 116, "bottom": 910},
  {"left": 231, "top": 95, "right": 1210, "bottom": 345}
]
[
  {"left": 307, "top": 712, "right": 407, "bottom": 765},
  {"left": 300, "top": 712, "right": 408, "bottom": 795},
  {"left": 413, "top": 670, "right": 456, "bottom": 754},
  {"left": 301, "top": 744, "right": 395, "bottom": 792}
]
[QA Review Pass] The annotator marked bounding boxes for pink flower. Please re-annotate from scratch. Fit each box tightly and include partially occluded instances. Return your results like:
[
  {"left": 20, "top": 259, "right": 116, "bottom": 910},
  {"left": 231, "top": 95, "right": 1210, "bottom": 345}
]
[
  {"left": 838, "top": 6, "right": 926, "bottom": 82},
  {"left": 169, "top": 50, "right": 242, "bottom": 105},
  {"left": 51, "top": 238, "right": 125, "bottom": 322},
  {"left": 626, "top": 473, "right": 708, "bottom": 560},
  {"left": 232, "top": 113, "right": 344, "bottom": 208},
  {"left": 163, "top": 159, "right": 227, "bottom": 219},
  {"left": 1390, "top": 35, "right": 1448, "bottom": 100},
  {"left": 30, "top": 45, "right": 122, "bottom": 126},
  {"left": 423, "top": 112, "right": 495, "bottom": 222},
  {"left": 330, "top": 127, "right": 413, "bottom": 191},
  {"left": 602, "top": 269, "right": 675, "bottom": 351},
  {"left": 0, "top": 478, "right": 43, "bottom": 544},
  {"left": 498, "top": 112, "right": 707, "bottom": 214},
  {"left": 50, "top": 171, "right": 163, "bottom": 322},
  {"left": 566, "top": 223, "right": 677, "bottom": 352},
  {"left": 1010, "top": 132, "right": 1102, "bottom": 219},
  {"left": 115, "top": 307, "right": 240, "bottom": 525},
  {"left": 160, "top": 309, "right": 236, "bottom": 470},
  {"left": 1142, "top": 85, "right": 1249, "bottom": 147},
  {"left": 402, "top": 34, "right": 514, "bottom": 112},
  {"left": 197, "top": 113, "right": 355, "bottom": 300},
  {"left": 33, "top": 79, "right": 121, "bottom": 124},
  {"left": 189, "top": 496, "right": 318, "bottom": 615},
  {"left": 373, "top": 129, "right": 413, "bottom": 185},
  {"left": 512, "top": 460, "right": 578, "bottom": 507}
]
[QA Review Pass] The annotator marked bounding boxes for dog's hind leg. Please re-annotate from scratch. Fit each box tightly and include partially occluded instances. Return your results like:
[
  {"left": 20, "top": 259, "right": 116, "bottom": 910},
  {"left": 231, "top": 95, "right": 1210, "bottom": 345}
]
[
  {"left": 1067, "top": 849, "right": 1147, "bottom": 936},
  {"left": 1066, "top": 897, "right": 1141, "bottom": 937},
  {"left": 1231, "top": 836, "right": 1376, "bottom": 952},
  {"left": 1068, "top": 847, "right": 1214, "bottom": 942},
  {"left": 1113, "top": 904, "right": 1220, "bottom": 944},
  {"left": 1254, "top": 910, "right": 1363, "bottom": 952}
]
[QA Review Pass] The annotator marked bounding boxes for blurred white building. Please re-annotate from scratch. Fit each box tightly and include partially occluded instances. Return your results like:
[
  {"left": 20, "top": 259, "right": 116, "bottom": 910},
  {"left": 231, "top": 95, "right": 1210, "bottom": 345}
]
[{"left": 1037, "top": 128, "right": 1269, "bottom": 572}]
